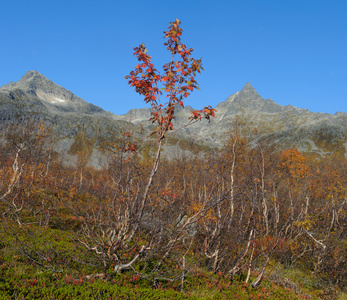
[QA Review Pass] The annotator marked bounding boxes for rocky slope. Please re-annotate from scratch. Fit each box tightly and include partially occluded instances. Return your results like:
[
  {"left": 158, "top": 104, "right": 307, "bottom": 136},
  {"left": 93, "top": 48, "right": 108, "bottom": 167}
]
[
  {"left": 0, "top": 71, "right": 131, "bottom": 168},
  {"left": 116, "top": 82, "right": 347, "bottom": 156},
  {"left": 1, "top": 71, "right": 346, "bottom": 161},
  {"left": 0, "top": 70, "right": 116, "bottom": 121}
]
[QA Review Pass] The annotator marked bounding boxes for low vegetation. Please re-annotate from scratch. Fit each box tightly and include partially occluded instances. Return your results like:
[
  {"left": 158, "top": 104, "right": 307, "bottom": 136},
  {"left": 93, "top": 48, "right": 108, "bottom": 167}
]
[
  {"left": 0, "top": 118, "right": 346, "bottom": 299},
  {"left": 0, "top": 19, "right": 346, "bottom": 299}
]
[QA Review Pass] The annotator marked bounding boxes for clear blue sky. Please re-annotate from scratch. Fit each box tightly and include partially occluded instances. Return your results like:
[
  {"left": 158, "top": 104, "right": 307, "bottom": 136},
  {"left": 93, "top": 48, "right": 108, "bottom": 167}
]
[{"left": 1, "top": 0, "right": 347, "bottom": 115}]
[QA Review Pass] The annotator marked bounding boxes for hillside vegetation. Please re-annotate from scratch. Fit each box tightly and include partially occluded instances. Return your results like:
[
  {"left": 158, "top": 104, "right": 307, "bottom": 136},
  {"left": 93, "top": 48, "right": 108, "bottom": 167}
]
[
  {"left": 0, "top": 119, "right": 346, "bottom": 299},
  {"left": 1, "top": 19, "right": 346, "bottom": 299}
]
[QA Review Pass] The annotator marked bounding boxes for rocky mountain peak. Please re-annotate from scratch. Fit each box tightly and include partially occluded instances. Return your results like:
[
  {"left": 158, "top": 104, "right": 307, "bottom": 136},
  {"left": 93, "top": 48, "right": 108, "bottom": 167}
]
[
  {"left": 238, "top": 82, "right": 263, "bottom": 102},
  {"left": 0, "top": 70, "right": 109, "bottom": 116},
  {"left": 19, "top": 70, "right": 44, "bottom": 81},
  {"left": 241, "top": 82, "right": 253, "bottom": 90},
  {"left": 0, "top": 71, "right": 346, "bottom": 158},
  {"left": 16, "top": 70, "right": 62, "bottom": 94},
  {"left": 216, "top": 83, "right": 267, "bottom": 115}
]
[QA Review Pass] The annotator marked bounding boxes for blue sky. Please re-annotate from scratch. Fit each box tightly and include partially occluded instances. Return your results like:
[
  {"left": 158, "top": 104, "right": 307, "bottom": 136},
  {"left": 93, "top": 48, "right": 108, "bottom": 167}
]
[{"left": 1, "top": 0, "right": 347, "bottom": 115}]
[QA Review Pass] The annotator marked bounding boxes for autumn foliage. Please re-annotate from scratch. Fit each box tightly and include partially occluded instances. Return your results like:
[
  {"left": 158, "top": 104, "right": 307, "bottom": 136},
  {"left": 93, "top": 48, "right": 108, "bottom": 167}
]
[
  {"left": 0, "top": 117, "right": 346, "bottom": 296},
  {"left": 0, "top": 20, "right": 346, "bottom": 299},
  {"left": 125, "top": 19, "right": 216, "bottom": 138}
]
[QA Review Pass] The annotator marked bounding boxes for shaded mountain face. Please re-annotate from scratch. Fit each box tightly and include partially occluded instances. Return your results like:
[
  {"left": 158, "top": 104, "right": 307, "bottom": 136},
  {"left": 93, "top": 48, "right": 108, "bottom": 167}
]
[{"left": 1, "top": 71, "right": 346, "bottom": 159}]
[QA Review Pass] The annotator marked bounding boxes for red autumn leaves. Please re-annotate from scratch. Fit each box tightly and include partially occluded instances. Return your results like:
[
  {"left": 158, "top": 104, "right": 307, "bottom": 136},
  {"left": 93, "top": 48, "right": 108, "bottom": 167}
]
[{"left": 125, "top": 19, "right": 216, "bottom": 139}]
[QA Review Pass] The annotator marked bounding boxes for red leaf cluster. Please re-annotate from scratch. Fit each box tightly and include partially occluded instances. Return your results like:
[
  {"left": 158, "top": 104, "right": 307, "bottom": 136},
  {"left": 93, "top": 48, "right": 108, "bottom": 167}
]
[
  {"left": 189, "top": 106, "right": 217, "bottom": 123},
  {"left": 125, "top": 19, "right": 215, "bottom": 139}
]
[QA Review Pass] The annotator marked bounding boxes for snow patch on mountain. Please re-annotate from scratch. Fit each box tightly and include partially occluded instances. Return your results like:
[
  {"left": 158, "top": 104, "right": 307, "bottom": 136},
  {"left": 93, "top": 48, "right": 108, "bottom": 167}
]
[{"left": 53, "top": 98, "right": 66, "bottom": 103}]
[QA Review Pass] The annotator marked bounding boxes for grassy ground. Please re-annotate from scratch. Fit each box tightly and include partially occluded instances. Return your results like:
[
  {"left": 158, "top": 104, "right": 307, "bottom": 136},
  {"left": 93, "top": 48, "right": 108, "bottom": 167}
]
[{"left": 0, "top": 198, "right": 344, "bottom": 299}]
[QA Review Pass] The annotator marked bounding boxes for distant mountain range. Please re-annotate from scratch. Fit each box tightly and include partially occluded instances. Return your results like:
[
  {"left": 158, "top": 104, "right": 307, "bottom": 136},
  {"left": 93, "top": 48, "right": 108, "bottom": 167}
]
[
  {"left": 116, "top": 80, "right": 347, "bottom": 156},
  {"left": 1, "top": 71, "right": 346, "bottom": 163}
]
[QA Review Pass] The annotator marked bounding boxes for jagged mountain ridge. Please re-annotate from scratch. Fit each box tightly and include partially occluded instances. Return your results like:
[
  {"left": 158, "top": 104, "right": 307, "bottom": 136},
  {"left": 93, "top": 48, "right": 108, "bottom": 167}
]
[
  {"left": 116, "top": 82, "right": 347, "bottom": 155},
  {"left": 211, "top": 83, "right": 346, "bottom": 154},
  {"left": 1, "top": 71, "right": 346, "bottom": 158},
  {"left": 0, "top": 70, "right": 112, "bottom": 116},
  {"left": 0, "top": 71, "right": 131, "bottom": 168},
  {"left": 0, "top": 71, "right": 128, "bottom": 133}
]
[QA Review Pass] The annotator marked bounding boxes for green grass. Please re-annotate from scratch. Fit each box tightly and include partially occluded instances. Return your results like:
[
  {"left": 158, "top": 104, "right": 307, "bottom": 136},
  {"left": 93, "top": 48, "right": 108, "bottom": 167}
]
[{"left": 0, "top": 271, "right": 309, "bottom": 300}]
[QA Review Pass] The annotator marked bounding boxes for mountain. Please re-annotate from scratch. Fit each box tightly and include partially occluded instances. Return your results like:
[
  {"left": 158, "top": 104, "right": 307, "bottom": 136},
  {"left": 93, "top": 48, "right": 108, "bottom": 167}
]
[
  {"left": 1, "top": 71, "right": 346, "bottom": 160},
  {"left": 116, "top": 82, "right": 347, "bottom": 156},
  {"left": 0, "top": 71, "right": 131, "bottom": 168},
  {"left": 0, "top": 70, "right": 114, "bottom": 118},
  {"left": 210, "top": 83, "right": 347, "bottom": 155}
]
